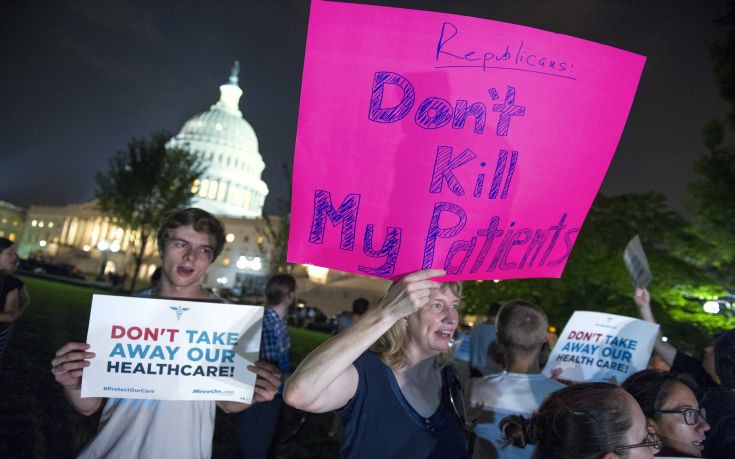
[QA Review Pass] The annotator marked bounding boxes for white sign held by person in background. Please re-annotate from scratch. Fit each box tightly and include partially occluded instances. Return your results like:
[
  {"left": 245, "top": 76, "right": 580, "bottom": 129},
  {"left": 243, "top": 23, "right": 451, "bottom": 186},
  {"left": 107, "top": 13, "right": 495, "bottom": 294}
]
[
  {"left": 624, "top": 235, "right": 652, "bottom": 288},
  {"left": 543, "top": 311, "right": 658, "bottom": 383},
  {"left": 81, "top": 295, "right": 263, "bottom": 403}
]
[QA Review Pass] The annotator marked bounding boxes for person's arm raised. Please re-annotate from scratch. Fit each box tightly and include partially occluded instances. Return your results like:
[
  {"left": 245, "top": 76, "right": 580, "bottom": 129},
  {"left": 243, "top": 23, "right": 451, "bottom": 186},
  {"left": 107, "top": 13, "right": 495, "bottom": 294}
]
[
  {"left": 284, "top": 269, "right": 444, "bottom": 413},
  {"left": 51, "top": 342, "right": 103, "bottom": 415},
  {"left": 633, "top": 287, "right": 677, "bottom": 365}
]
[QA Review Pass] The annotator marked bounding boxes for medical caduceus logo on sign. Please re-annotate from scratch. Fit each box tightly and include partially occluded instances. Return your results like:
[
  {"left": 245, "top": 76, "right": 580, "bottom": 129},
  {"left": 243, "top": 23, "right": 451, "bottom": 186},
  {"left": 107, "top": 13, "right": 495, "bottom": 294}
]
[{"left": 170, "top": 306, "right": 190, "bottom": 321}]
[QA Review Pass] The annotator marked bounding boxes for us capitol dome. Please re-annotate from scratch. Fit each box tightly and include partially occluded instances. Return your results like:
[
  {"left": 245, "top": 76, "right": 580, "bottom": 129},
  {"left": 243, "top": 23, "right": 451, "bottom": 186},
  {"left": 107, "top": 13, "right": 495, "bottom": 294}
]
[{"left": 168, "top": 61, "right": 269, "bottom": 218}]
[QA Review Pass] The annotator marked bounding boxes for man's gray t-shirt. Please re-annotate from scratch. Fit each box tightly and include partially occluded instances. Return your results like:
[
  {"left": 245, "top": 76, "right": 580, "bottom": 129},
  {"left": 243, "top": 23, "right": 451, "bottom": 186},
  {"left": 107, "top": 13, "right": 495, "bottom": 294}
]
[{"left": 77, "top": 289, "right": 223, "bottom": 459}]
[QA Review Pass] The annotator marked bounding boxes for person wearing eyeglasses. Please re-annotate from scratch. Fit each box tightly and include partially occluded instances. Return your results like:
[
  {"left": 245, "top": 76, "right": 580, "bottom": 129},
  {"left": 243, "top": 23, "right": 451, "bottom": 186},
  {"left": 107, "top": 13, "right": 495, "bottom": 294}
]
[
  {"left": 284, "top": 270, "right": 468, "bottom": 458},
  {"left": 622, "top": 370, "right": 710, "bottom": 457},
  {"left": 501, "top": 382, "right": 660, "bottom": 458},
  {"left": 633, "top": 288, "right": 735, "bottom": 458}
]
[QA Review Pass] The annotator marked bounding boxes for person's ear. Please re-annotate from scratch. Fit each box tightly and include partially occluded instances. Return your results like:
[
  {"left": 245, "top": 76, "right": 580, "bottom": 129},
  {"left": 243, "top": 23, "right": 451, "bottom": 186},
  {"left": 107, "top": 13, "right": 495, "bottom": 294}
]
[{"left": 544, "top": 331, "right": 551, "bottom": 343}]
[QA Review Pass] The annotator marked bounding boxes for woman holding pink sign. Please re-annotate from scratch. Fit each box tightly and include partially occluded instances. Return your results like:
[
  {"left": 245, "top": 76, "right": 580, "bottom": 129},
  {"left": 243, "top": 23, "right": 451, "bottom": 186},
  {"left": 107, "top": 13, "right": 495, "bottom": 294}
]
[{"left": 284, "top": 269, "right": 469, "bottom": 458}]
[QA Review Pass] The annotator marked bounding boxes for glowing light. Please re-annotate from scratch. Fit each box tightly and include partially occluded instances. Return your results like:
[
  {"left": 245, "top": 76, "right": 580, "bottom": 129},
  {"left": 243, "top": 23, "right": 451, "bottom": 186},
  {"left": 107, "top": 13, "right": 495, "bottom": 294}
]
[
  {"left": 39, "top": 240, "right": 47, "bottom": 247},
  {"left": 226, "top": 233, "right": 235, "bottom": 242},
  {"left": 703, "top": 301, "right": 720, "bottom": 314},
  {"left": 109, "top": 241, "right": 121, "bottom": 253},
  {"left": 38, "top": 221, "right": 45, "bottom": 228},
  {"left": 48, "top": 222, "right": 54, "bottom": 228},
  {"left": 548, "top": 326, "right": 557, "bottom": 334},
  {"left": 493, "top": 279, "right": 500, "bottom": 283},
  {"left": 97, "top": 240, "right": 110, "bottom": 251},
  {"left": 216, "top": 276, "right": 228, "bottom": 285},
  {"left": 115, "top": 228, "right": 124, "bottom": 238},
  {"left": 661, "top": 336, "right": 668, "bottom": 342},
  {"left": 236, "top": 255, "right": 263, "bottom": 271},
  {"left": 251, "top": 256, "right": 262, "bottom": 271},
  {"left": 306, "top": 264, "right": 329, "bottom": 284},
  {"left": 31, "top": 220, "right": 37, "bottom": 227},
  {"left": 83, "top": 245, "right": 90, "bottom": 252}
]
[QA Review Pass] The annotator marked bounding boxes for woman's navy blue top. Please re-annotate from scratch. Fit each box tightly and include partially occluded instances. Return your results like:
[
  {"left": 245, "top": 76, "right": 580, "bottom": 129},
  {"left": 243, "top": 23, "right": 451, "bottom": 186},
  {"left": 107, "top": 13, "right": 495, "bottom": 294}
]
[{"left": 339, "top": 351, "right": 468, "bottom": 458}]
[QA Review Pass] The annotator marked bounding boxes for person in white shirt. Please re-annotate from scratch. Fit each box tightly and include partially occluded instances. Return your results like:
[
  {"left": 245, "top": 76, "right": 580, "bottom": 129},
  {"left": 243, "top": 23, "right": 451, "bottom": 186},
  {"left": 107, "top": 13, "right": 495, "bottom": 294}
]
[{"left": 468, "top": 299, "right": 564, "bottom": 458}]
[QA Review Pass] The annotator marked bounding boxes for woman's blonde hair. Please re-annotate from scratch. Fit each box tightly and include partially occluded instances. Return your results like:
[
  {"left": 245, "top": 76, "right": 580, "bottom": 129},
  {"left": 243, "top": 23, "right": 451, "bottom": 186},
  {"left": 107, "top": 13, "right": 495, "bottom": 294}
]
[{"left": 371, "top": 281, "right": 462, "bottom": 370}]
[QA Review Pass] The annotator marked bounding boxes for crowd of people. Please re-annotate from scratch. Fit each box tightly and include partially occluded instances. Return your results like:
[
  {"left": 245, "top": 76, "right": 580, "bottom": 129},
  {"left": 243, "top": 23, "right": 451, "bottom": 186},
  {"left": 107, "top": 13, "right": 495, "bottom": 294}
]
[{"left": 0, "top": 206, "right": 729, "bottom": 458}]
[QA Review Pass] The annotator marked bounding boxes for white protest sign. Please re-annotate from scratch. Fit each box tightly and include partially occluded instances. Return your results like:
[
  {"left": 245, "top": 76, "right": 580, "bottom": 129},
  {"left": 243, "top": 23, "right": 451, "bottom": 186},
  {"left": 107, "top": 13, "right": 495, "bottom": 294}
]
[
  {"left": 81, "top": 294, "right": 263, "bottom": 403},
  {"left": 623, "top": 234, "right": 652, "bottom": 288},
  {"left": 543, "top": 311, "right": 658, "bottom": 383}
]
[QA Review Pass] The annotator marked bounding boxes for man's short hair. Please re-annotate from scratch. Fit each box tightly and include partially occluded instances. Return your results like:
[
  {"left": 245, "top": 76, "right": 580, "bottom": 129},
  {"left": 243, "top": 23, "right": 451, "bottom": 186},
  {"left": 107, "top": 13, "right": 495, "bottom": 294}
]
[
  {"left": 156, "top": 208, "right": 226, "bottom": 261},
  {"left": 265, "top": 274, "right": 296, "bottom": 306},
  {"left": 352, "top": 298, "right": 369, "bottom": 316},
  {"left": 715, "top": 329, "right": 735, "bottom": 389},
  {"left": 496, "top": 299, "right": 548, "bottom": 356}
]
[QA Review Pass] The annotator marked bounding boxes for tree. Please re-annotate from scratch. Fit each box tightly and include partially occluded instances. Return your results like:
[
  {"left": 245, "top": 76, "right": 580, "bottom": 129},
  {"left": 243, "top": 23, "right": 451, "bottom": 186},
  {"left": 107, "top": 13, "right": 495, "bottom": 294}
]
[
  {"left": 687, "top": 121, "right": 735, "bottom": 286},
  {"left": 687, "top": 2, "right": 735, "bottom": 287},
  {"left": 95, "top": 131, "right": 205, "bottom": 292},
  {"left": 462, "top": 193, "right": 734, "bottom": 353},
  {"left": 260, "top": 162, "right": 292, "bottom": 275}
]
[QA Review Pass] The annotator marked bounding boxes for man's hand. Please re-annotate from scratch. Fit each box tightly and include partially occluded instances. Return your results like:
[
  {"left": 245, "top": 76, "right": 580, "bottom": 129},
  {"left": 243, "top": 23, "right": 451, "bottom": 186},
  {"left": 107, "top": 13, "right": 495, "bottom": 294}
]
[
  {"left": 248, "top": 360, "right": 282, "bottom": 403},
  {"left": 51, "top": 342, "right": 95, "bottom": 390}
]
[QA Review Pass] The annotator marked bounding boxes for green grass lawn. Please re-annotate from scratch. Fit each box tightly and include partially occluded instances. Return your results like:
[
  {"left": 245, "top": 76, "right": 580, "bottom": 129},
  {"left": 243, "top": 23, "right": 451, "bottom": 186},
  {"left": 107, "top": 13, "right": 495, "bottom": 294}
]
[{"left": 0, "top": 276, "right": 337, "bottom": 458}]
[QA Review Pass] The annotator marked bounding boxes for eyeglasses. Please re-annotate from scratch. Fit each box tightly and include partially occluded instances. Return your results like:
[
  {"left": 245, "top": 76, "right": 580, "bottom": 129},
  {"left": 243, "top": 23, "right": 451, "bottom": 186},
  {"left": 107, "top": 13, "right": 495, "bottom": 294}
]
[
  {"left": 613, "top": 432, "right": 662, "bottom": 453},
  {"left": 655, "top": 407, "right": 707, "bottom": 425}
]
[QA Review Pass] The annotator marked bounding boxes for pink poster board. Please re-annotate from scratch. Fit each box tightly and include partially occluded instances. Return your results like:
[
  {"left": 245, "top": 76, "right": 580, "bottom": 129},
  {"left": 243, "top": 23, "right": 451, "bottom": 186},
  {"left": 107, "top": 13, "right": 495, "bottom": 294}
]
[{"left": 288, "top": 1, "right": 645, "bottom": 281}]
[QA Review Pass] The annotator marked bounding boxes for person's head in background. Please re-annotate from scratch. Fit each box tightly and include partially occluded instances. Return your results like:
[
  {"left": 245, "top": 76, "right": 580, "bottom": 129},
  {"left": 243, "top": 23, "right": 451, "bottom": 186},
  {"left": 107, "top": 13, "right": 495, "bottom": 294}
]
[
  {"left": 495, "top": 299, "right": 549, "bottom": 372},
  {"left": 623, "top": 369, "right": 709, "bottom": 457},
  {"left": 264, "top": 274, "right": 297, "bottom": 308},
  {"left": 501, "top": 382, "right": 658, "bottom": 459},
  {"left": 0, "top": 237, "right": 19, "bottom": 273}
]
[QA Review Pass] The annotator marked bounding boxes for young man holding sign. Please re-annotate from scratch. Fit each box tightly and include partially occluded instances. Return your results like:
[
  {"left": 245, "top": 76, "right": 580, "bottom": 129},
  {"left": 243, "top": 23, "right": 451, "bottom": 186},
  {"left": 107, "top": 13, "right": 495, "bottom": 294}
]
[{"left": 51, "top": 208, "right": 281, "bottom": 459}]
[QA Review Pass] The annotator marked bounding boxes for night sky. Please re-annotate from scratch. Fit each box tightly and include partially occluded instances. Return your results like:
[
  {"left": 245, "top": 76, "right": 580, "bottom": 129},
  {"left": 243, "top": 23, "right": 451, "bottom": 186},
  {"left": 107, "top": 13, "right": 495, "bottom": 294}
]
[{"left": 0, "top": 1, "right": 729, "bottom": 215}]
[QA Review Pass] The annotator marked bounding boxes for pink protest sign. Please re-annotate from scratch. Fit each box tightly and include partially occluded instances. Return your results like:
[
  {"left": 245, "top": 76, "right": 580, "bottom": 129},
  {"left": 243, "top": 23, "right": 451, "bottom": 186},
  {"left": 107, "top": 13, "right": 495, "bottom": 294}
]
[{"left": 288, "top": 1, "right": 645, "bottom": 281}]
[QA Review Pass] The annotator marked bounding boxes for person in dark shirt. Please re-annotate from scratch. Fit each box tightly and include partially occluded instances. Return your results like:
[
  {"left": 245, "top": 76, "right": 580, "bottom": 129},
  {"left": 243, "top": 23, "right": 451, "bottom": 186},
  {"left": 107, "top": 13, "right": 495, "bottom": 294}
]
[
  {"left": 284, "top": 270, "right": 468, "bottom": 459},
  {"left": 234, "top": 274, "right": 296, "bottom": 458},
  {"left": 0, "top": 237, "right": 30, "bottom": 371}
]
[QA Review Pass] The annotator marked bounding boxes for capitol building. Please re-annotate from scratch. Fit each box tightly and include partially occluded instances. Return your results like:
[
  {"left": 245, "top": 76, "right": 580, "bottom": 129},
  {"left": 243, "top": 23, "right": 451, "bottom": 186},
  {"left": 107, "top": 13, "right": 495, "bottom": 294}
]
[
  {"left": 6, "top": 62, "right": 390, "bottom": 311},
  {"left": 12, "top": 63, "right": 276, "bottom": 295}
]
